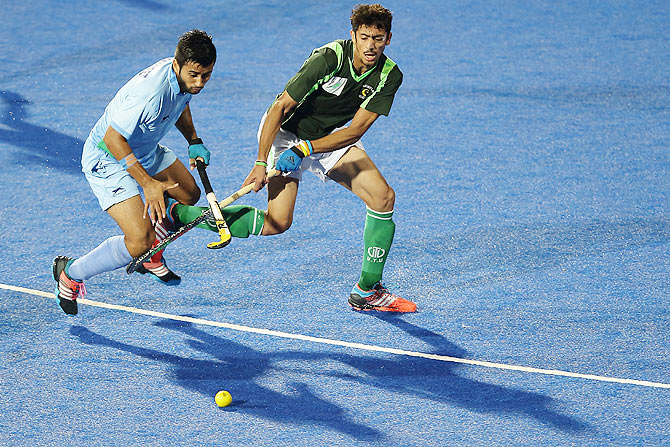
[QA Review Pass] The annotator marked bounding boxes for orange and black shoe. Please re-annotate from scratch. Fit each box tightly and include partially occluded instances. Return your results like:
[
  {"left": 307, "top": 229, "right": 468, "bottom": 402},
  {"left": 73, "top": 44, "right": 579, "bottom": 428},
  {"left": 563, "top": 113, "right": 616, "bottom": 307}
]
[
  {"left": 52, "top": 256, "right": 86, "bottom": 316},
  {"left": 349, "top": 282, "right": 417, "bottom": 313}
]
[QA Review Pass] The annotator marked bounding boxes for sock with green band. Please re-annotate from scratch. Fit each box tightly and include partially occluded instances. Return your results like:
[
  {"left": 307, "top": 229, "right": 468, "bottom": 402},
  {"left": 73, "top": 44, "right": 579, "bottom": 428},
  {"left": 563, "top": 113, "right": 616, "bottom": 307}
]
[
  {"left": 358, "top": 208, "right": 395, "bottom": 291},
  {"left": 221, "top": 205, "right": 265, "bottom": 238},
  {"left": 172, "top": 204, "right": 264, "bottom": 238}
]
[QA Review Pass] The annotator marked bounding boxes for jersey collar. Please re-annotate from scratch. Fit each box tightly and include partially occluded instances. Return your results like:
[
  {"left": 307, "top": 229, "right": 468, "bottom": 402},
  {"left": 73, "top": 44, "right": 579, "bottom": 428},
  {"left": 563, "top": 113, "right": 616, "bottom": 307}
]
[
  {"left": 169, "top": 62, "right": 187, "bottom": 96},
  {"left": 348, "top": 57, "right": 378, "bottom": 82}
]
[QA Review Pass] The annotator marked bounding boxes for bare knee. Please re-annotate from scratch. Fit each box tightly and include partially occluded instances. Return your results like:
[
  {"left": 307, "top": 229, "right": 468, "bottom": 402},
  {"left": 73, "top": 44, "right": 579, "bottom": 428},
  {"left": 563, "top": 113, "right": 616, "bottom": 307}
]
[
  {"left": 262, "top": 213, "right": 292, "bottom": 235},
  {"left": 124, "top": 229, "right": 155, "bottom": 257},
  {"left": 168, "top": 184, "right": 201, "bottom": 206},
  {"left": 182, "top": 185, "right": 201, "bottom": 206},
  {"left": 367, "top": 185, "right": 395, "bottom": 212}
]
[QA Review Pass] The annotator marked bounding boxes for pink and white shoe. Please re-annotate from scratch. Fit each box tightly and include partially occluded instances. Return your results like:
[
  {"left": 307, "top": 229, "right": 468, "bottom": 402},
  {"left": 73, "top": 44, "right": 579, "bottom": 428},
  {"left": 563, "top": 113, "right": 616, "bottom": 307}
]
[{"left": 52, "top": 256, "right": 86, "bottom": 315}]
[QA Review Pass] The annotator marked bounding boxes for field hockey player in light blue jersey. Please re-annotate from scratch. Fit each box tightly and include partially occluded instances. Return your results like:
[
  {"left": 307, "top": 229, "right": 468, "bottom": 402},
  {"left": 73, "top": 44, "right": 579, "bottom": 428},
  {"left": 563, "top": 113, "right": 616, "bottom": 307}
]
[{"left": 52, "top": 30, "right": 216, "bottom": 315}]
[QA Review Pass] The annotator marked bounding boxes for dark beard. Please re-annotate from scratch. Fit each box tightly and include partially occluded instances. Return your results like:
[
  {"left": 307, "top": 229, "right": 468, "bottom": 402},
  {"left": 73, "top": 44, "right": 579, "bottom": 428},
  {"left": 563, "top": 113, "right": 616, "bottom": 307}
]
[{"left": 175, "top": 68, "right": 188, "bottom": 94}]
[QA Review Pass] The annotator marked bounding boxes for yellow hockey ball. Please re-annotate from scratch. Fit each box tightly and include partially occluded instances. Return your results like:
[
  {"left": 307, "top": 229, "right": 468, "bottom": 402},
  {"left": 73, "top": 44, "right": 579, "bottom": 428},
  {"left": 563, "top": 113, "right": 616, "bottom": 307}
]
[{"left": 215, "top": 390, "right": 232, "bottom": 408}]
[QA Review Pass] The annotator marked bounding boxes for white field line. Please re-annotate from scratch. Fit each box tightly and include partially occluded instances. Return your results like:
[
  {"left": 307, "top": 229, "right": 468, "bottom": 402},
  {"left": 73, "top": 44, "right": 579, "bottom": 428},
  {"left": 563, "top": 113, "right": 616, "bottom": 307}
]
[{"left": 2, "top": 282, "right": 668, "bottom": 390}]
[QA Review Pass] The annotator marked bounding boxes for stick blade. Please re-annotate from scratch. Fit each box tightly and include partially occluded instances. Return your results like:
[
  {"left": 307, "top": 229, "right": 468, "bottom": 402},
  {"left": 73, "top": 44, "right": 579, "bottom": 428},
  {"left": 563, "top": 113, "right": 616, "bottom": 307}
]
[{"left": 206, "top": 239, "right": 231, "bottom": 249}]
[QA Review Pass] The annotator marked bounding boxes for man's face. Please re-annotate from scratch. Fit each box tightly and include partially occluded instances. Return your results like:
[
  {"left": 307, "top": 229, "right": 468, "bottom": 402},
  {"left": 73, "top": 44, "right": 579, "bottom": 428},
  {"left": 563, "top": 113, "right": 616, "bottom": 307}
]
[
  {"left": 350, "top": 25, "right": 391, "bottom": 70},
  {"left": 172, "top": 59, "right": 214, "bottom": 94}
]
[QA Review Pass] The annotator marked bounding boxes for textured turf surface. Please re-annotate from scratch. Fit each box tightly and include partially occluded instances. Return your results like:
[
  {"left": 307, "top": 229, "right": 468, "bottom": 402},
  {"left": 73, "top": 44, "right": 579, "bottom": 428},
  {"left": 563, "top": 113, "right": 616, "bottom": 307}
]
[{"left": 1, "top": 1, "right": 668, "bottom": 445}]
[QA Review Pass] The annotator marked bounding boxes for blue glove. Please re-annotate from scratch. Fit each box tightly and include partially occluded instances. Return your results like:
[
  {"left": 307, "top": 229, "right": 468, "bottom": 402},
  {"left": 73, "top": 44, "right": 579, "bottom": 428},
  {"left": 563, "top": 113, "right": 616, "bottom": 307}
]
[
  {"left": 275, "top": 140, "right": 313, "bottom": 173},
  {"left": 188, "top": 138, "right": 210, "bottom": 165}
]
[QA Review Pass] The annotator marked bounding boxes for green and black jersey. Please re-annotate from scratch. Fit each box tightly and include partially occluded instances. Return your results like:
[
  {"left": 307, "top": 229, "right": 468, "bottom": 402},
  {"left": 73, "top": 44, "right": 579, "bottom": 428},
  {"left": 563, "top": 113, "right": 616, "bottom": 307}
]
[{"left": 280, "top": 39, "right": 403, "bottom": 141}]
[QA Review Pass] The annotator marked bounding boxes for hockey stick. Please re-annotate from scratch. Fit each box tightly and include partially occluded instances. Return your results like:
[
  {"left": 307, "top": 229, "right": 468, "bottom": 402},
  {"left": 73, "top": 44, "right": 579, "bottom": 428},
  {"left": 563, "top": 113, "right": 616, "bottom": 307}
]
[
  {"left": 196, "top": 159, "right": 232, "bottom": 250},
  {"left": 126, "top": 168, "right": 277, "bottom": 274}
]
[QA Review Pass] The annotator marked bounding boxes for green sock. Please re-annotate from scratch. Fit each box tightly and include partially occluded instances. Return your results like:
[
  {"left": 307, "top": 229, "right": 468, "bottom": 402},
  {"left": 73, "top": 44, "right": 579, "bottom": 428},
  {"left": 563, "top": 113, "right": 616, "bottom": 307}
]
[
  {"left": 358, "top": 208, "right": 395, "bottom": 290},
  {"left": 221, "top": 205, "right": 265, "bottom": 238},
  {"left": 173, "top": 204, "right": 264, "bottom": 238},
  {"left": 173, "top": 204, "right": 209, "bottom": 230}
]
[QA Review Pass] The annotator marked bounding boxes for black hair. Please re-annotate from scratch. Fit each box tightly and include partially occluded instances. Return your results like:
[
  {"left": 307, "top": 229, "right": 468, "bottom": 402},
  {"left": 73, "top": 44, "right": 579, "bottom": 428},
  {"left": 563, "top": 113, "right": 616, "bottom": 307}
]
[
  {"left": 350, "top": 4, "right": 392, "bottom": 34},
  {"left": 174, "top": 29, "right": 216, "bottom": 67}
]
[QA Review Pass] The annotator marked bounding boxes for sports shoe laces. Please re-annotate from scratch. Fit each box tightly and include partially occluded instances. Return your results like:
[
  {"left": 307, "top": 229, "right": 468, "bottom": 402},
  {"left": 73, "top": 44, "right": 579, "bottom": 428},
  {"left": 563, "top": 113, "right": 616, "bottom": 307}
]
[
  {"left": 374, "top": 282, "right": 393, "bottom": 295},
  {"left": 366, "top": 282, "right": 399, "bottom": 304},
  {"left": 60, "top": 272, "right": 87, "bottom": 300}
]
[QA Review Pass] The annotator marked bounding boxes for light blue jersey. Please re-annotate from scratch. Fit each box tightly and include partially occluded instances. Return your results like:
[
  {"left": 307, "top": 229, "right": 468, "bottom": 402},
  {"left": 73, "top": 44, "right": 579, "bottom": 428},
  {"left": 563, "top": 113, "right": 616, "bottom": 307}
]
[{"left": 82, "top": 57, "right": 191, "bottom": 172}]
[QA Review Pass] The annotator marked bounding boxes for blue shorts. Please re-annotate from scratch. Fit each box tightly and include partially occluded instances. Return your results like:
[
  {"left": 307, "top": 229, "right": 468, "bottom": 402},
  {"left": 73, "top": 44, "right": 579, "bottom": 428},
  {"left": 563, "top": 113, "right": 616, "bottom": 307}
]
[{"left": 83, "top": 143, "right": 178, "bottom": 210}]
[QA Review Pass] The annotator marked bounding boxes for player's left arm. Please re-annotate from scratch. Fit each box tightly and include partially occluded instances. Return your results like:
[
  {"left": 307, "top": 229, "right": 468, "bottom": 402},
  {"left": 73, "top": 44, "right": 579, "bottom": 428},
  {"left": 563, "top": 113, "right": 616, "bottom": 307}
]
[
  {"left": 311, "top": 108, "right": 380, "bottom": 154},
  {"left": 274, "top": 62, "right": 402, "bottom": 172},
  {"left": 273, "top": 108, "right": 380, "bottom": 173},
  {"left": 175, "top": 103, "right": 209, "bottom": 169},
  {"left": 292, "top": 65, "right": 402, "bottom": 156}
]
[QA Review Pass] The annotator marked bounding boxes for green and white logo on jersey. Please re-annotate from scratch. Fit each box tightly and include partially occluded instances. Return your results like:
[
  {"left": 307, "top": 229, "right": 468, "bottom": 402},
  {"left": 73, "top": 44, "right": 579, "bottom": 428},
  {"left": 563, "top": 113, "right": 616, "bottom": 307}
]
[
  {"left": 322, "top": 76, "right": 348, "bottom": 96},
  {"left": 359, "top": 84, "right": 374, "bottom": 99}
]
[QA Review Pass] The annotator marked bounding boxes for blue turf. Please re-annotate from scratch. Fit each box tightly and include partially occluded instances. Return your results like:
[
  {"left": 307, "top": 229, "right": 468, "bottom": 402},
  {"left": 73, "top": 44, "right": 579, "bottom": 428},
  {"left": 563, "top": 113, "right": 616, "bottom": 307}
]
[{"left": 1, "top": 0, "right": 668, "bottom": 445}]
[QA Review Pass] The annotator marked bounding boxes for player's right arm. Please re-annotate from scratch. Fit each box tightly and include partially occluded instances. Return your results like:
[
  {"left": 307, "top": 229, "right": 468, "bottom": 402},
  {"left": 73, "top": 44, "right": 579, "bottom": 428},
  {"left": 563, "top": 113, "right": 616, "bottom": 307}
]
[
  {"left": 244, "top": 47, "right": 337, "bottom": 190},
  {"left": 243, "top": 91, "right": 298, "bottom": 192},
  {"left": 102, "top": 126, "right": 177, "bottom": 223}
]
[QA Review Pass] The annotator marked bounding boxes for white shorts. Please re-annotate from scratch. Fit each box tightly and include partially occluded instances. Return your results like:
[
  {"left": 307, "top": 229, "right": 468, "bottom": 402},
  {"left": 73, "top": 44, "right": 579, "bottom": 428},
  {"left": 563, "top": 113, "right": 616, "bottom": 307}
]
[
  {"left": 257, "top": 113, "right": 365, "bottom": 182},
  {"left": 84, "top": 143, "right": 177, "bottom": 210}
]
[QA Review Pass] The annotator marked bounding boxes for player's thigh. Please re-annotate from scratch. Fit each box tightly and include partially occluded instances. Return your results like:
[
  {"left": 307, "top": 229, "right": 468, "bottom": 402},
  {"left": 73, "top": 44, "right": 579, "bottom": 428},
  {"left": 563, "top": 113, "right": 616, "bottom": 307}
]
[
  {"left": 153, "top": 158, "right": 200, "bottom": 205},
  {"left": 106, "top": 195, "right": 155, "bottom": 255},
  {"left": 264, "top": 175, "right": 299, "bottom": 234},
  {"left": 327, "top": 146, "right": 394, "bottom": 212}
]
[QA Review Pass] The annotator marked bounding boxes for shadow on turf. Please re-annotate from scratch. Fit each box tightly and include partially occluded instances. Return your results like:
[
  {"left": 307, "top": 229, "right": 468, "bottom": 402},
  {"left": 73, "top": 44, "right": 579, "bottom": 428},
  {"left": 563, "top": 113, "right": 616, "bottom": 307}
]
[
  {"left": 369, "top": 313, "right": 594, "bottom": 433},
  {"left": 69, "top": 323, "right": 385, "bottom": 442},
  {"left": 70, "top": 315, "right": 594, "bottom": 441},
  {"left": 0, "top": 90, "right": 84, "bottom": 175}
]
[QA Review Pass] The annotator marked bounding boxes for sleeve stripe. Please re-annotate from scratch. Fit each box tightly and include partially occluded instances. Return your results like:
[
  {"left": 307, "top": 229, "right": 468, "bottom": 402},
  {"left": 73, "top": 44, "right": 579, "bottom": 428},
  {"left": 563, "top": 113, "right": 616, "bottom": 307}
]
[
  {"left": 295, "top": 41, "right": 345, "bottom": 105},
  {"left": 360, "top": 58, "right": 397, "bottom": 110}
]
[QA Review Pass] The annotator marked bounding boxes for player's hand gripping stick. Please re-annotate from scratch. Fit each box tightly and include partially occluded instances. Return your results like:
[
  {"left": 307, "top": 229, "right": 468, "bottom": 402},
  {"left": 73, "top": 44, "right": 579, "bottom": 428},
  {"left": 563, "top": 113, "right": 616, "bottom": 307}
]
[
  {"left": 126, "top": 167, "right": 277, "bottom": 273},
  {"left": 196, "top": 159, "right": 231, "bottom": 249}
]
